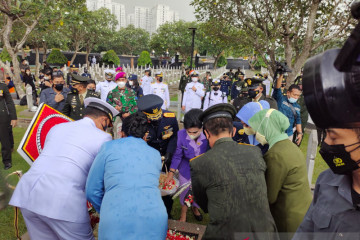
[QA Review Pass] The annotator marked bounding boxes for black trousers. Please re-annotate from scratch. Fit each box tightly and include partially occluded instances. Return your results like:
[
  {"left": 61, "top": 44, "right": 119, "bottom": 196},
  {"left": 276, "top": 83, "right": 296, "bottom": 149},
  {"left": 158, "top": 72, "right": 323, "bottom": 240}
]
[{"left": 0, "top": 123, "right": 12, "bottom": 165}]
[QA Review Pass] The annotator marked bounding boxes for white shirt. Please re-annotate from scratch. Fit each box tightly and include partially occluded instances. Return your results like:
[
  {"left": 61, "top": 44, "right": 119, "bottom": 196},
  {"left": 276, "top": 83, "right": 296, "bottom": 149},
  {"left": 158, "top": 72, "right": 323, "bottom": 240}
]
[
  {"left": 182, "top": 81, "right": 205, "bottom": 113},
  {"left": 263, "top": 78, "right": 271, "bottom": 96},
  {"left": 140, "top": 75, "right": 153, "bottom": 95},
  {"left": 203, "top": 90, "right": 228, "bottom": 111},
  {"left": 9, "top": 118, "right": 112, "bottom": 223},
  {"left": 150, "top": 81, "right": 170, "bottom": 110},
  {"left": 96, "top": 80, "right": 117, "bottom": 102}
]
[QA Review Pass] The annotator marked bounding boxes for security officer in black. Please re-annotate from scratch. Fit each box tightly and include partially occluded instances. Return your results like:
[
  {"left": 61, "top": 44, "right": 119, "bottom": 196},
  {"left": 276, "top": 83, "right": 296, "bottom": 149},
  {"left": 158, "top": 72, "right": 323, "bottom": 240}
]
[
  {"left": 179, "top": 68, "right": 190, "bottom": 104},
  {"left": 137, "top": 94, "right": 179, "bottom": 219},
  {"left": 233, "top": 77, "right": 277, "bottom": 112},
  {"left": 230, "top": 72, "right": 245, "bottom": 100},
  {"left": 62, "top": 74, "right": 99, "bottom": 120},
  {"left": 0, "top": 83, "right": 17, "bottom": 170}
]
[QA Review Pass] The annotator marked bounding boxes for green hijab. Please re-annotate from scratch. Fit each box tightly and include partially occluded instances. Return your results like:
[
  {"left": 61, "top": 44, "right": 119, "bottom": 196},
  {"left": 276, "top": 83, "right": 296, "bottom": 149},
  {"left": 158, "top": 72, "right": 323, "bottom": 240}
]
[{"left": 248, "top": 109, "right": 290, "bottom": 149}]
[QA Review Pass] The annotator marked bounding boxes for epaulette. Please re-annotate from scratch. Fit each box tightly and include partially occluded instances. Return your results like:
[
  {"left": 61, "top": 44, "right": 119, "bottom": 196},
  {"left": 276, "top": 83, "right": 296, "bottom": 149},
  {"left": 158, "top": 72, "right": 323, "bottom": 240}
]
[
  {"left": 190, "top": 153, "right": 204, "bottom": 162},
  {"left": 238, "top": 142, "right": 254, "bottom": 147},
  {"left": 163, "top": 112, "right": 175, "bottom": 118}
]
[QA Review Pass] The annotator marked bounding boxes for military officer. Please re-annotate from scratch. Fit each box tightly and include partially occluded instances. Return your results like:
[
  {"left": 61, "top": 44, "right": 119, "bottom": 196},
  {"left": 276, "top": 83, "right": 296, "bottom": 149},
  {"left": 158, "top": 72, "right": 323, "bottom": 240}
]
[
  {"left": 190, "top": 104, "right": 278, "bottom": 239},
  {"left": 62, "top": 74, "right": 100, "bottom": 120},
  {"left": 140, "top": 68, "right": 153, "bottom": 96},
  {"left": 179, "top": 68, "right": 190, "bottom": 101},
  {"left": 66, "top": 64, "right": 79, "bottom": 86},
  {"left": 10, "top": 98, "right": 119, "bottom": 240},
  {"left": 182, "top": 71, "right": 205, "bottom": 113},
  {"left": 202, "top": 71, "right": 212, "bottom": 93},
  {"left": 150, "top": 72, "right": 170, "bottom": 110},
  {"left": 220, "top": 74, "right": 232, "bottom": 97},
  {"left": 230, "top": 72, "right": 245, "bottom": 100},
  {"left": 233, "top": 77, "right": 277, "bottom": 113},
  {"left": 203, "top": 78, "right": 228, "bottom": 111},
  {"left": 138, "top": 94, "right": 179, "bottom": 219},
  {"left": 0, "top": 82, "right": 17, "bottom": 170},
  {"left": 96, "top": 69, "right": 117, "bottom": 102}
]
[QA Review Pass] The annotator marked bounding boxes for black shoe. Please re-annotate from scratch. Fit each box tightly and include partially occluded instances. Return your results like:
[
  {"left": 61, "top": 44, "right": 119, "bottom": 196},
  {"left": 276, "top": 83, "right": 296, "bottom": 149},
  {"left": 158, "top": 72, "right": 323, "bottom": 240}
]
[
  {"left": 4, "top": 163, "right": 12, "bottom": 170},
  {"left": 192, "top": 207, "right": 203, "bottom": 221}
]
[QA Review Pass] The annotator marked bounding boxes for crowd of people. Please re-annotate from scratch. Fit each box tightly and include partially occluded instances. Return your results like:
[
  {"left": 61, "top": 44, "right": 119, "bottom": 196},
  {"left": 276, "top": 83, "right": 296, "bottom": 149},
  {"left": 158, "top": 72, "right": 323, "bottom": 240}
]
[{"left": 1, "top": 60, "right": 360, "bottom": 240}]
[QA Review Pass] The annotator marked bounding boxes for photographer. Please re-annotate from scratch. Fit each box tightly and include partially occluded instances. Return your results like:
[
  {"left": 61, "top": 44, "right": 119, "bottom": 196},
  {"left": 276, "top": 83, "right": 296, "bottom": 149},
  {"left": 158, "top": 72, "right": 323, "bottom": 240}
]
[{"left": 272, "top": 74, "right": 302, "bottom": 145}]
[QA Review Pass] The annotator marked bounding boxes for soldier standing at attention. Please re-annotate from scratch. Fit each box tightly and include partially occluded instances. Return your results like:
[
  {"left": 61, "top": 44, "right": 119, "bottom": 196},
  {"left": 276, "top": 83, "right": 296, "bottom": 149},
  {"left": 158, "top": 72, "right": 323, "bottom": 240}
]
[
  {"left": 202, "top": 71, "right": 212, "bottom": 93},
  {"left": 137, "top": 94, "right": 179, "bottom": 219},
  {"left": 182, "top": 71, "right": 205, "bottom": 113},
  {"left": 150, "top": 72, "right": 170, "bottom": 110},
  {"left": 140, "top": 68, "right": 153, "bottom": 96},
  {"left": 179, "top": 68, "right": 190, "bottom": 104},
  {"left": 0, "top": 82, "right": 17, "bottom": 170},
  {"left": 190, "top": 103, "right": 278, "bottom": 240},
  {"left": 203, "top": 78, "right": 228, "bottom": 111},
  {"left": 62, "top": 74, "right": 99, "bottom": 120}
]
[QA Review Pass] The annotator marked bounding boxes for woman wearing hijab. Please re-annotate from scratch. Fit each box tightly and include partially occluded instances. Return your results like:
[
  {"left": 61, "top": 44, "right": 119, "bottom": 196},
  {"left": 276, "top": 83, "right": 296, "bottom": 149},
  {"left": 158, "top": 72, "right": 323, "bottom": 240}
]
[
  {"left": 86, "top": 112, "right": 167, "bottom": 239},
  {"left": 165, "top": 108, "right": 208, "bottom": 222},
  {"left": 248, "top": 109, "right": 312, "bottom": 240}
]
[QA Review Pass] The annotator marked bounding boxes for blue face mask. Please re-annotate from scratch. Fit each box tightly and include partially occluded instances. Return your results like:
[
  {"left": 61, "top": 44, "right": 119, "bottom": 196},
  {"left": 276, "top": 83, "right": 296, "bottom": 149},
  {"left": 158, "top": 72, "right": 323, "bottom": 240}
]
[{"left": 288, "top": 97, "right": 297, "bottom": 103}]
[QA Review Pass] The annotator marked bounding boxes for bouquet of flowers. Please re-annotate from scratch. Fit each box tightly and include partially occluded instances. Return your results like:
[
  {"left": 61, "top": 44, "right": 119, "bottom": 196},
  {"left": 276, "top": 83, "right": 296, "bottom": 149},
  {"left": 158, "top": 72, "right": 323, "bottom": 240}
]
[
  {"left": 166, "top": 230, "right": 197, "bottom": 240},
  {"left": 159, "top": 173, "right": 179, "bottom": 196}
]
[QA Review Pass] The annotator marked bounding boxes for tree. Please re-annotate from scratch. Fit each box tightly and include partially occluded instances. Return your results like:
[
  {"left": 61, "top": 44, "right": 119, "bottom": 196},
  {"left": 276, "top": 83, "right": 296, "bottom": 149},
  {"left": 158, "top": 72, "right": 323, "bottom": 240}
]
[
  {"left": 102, "top": 50, "right": 120, "bottom": 66},
  {"left": 192, "top": 0, "right": 354, "bottom": 84},
  {"left": 150, "top": 21, "right": 201, "bottom": 61},
  {"left": 217, "top": 55, "right": 227, "bottom": 68},
  {"left": 0, "top": 48, "right": 11, "bottom": 63},
  {"left": 0, "top": 0, "right": 54, "bottom": 97},
  {"left": 47, "top": 49, "right": 68, "bottom": 66},
  {"left": 83, "top": 8, "right": 117, "bottom": 67},
  {"left": 137, "top": 51, "right": 152, "bottom": 67},
  {"left": 113, "top": 25, "right": 150, "bottom": 56}
]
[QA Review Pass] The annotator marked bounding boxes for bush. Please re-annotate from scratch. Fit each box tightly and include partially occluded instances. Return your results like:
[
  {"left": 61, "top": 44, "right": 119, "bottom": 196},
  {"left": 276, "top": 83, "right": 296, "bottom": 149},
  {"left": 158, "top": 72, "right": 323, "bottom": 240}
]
[
  {"left": 102, "top": 50, "right": 120, "bottom": 66},
  {"left": 217, "top": 55, "right": 227, "bottom": 68},
  {"left": 137, "top": 51, "right": 152, "bottom": 67},
  {"left": 0, "top": 48, "right": 12, "bottom": 63},
  {"left": 47, "top": 49, "right": 68, "bottom": 66}
]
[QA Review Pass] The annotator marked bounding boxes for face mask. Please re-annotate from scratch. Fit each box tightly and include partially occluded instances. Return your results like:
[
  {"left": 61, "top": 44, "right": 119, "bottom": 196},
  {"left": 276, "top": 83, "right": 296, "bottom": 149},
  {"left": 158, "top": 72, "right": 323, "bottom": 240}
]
[
  {"left": 236, "top": 87, "right": 241, "bottom": 91},
  {"left": 188, "top": 132, "right": 201, "bottom": 140},
  {"left": 101, "top": 119, "right": 109, "bottom": 132},
  {"left": 213, "top": 87, "right": 219, "bottom": 91},
  {"left": 319, "top": 141, "right": 360, "bottom": 175},
  {"left": 84, "top": 70, "right": 88, "bottom": 73},
  {"left": 255, "top": 132, "right": 268, "bottom": 146},
  {"left": 54, "top": 84, "right": 64, "bottom": 91},
  {"left": 117, "top": 81, "right": 126, "bottom": 88},
  {"left": 129, "top": 81, "right": 134, "bottom": 86},
  {"left": 149, "top": 72, "right": 152, "bottom": 76},
  {"left": 244, "top": 126, "right": 256, "bottom": 136},
  {"left": 44, "top": 76, "right": 50, "bottom": 80},
  {"left": 288, "top": 97, "right": 298, "bottom": 103},
  {"left": 88, "top": 88, "right": 95, "bottom": 92},
  {"left": 192, "top": 77, "right": 198, "bottom": 82},
  {"left": 248, "top": 89, "right": 259, "bottom": 98},
  {"left": 158, "top": 77, "right": 163, "bottom": 82}
]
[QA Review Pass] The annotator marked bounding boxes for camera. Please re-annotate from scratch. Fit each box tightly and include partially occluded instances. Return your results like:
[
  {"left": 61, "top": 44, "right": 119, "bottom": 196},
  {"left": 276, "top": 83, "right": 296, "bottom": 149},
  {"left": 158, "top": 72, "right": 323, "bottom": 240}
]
[
  {"left": 276, "top": 61, "right": 292, "bottom": 74},
  {"left": 302, "top": 0, "right": 360, "bottom": 129}
]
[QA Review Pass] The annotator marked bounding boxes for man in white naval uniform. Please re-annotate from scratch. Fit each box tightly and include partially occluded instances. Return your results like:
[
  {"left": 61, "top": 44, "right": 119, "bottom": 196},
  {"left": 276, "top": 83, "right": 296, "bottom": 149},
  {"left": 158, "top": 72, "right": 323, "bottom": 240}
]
[
  {"left": 96, "top": 69, "right": 117, "bottom": 102},
  {"left": 150, "top": 72, "right": 170, "bottom": 110},
  {"left": 181, "top": 71, "right": 205, "bottom": 113},
  {"left": 9, "top": 98, "right": 119, "bottom": 240},
  {"left": 140, "top": 68, "right": 153, "bottom": 95},
  {"left": 203, "top": 78, "right": 228, "bottom": 111}
]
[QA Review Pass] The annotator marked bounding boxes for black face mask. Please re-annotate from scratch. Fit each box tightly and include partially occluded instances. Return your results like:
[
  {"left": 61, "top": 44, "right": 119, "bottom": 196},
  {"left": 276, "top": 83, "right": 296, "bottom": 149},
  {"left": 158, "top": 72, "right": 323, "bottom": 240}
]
[
  {"left": 88, "top": 88, "right": 95, "bottom": 92},
  {"left": 319, "top": 141, "right": 360, "bottom": 175},
  {"left": 158, "top": 77, "right": 163, "bottom": 82},
  {"left": 248, "top": 89, "right": 259, "bottom": 98},
  {"left": 102, "top": 119, "right": 109, "bottom": 132},
  {"left": 213, "top": 87, "right": 219, "bottom": 91},
  {"left": 150, "top": 119, "right": 160, "bottom": 127},
  {"left": 54, "top": 84, "right": 64, "bottom": 91}
]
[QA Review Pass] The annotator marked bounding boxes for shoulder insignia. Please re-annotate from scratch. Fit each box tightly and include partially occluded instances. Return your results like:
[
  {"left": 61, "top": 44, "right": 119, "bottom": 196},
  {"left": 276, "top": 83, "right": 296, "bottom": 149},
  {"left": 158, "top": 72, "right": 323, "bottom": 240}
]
[
  {"left": 190, "top": 153, "right": 205, "bottom": 162},
  {"left": 238, "top": 129, "right": 245, "bottom": 135},
  {"left": 164, "top": 125, "right": 171, "bottom": 130},
  {"left": 163, "top": 112, "right": 175, "bottom": 118},
  {"left": 238, "top": 142, "right": 254, "bottom": 146}
]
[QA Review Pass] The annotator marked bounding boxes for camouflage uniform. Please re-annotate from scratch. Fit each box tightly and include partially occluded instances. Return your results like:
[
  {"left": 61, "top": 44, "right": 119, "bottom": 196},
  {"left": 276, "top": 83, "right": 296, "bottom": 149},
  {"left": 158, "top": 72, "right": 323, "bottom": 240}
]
[
  {"left": 202, "top": 77, "right": 212, "bottom": 93},
  {"left": 107, "top": 87, "right": 138, "bottom": 115},
  {"left": 190, "top": 137, "right": 278, "bottom": 239}
]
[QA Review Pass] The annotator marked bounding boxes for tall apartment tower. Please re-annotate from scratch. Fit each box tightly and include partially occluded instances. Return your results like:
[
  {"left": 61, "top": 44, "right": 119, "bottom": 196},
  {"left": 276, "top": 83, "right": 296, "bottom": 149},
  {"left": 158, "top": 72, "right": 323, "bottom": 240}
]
[
  {"left": 151, "top": 4, "right": 180, "bottom": 34},
  {"left": 134, "top": 6, "right": 152, "bottom": 32}
]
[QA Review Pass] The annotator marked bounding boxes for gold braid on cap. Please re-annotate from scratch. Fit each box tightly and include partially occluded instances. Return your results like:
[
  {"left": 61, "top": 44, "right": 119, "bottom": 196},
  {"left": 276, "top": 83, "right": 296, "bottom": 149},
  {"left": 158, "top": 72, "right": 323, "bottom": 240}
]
[{"left": 144, "top": 108, "right": 163, "bottom": 121}]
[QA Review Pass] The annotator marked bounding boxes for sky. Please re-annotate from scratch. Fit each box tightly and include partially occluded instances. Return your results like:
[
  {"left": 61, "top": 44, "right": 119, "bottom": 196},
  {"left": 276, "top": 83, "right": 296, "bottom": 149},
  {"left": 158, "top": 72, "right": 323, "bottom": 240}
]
[{"left": 113, "top": 0, "right": 197, "bottom": 21}]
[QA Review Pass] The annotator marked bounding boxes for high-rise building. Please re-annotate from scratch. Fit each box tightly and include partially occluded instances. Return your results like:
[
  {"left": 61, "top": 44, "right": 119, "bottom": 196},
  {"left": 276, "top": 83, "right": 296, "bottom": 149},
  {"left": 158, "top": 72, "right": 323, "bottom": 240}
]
[
  {"left": 151, "top": 4, "right": 179, "bottom": 33},
  {"left": 134, "top": 6, "right": 152, "bottom": 32},
  {"left": 127, "top": 14, "right": 135, "bottom": 26},
  {"left": 86, "top": 0, "right": 126, "bottom": 30}
]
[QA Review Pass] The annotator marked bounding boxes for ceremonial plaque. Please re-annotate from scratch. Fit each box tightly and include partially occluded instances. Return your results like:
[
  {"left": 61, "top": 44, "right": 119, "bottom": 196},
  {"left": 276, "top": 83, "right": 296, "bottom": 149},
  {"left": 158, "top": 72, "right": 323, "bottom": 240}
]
[{"left": 17, "top": 103, "right": 73, "bottom": 165}]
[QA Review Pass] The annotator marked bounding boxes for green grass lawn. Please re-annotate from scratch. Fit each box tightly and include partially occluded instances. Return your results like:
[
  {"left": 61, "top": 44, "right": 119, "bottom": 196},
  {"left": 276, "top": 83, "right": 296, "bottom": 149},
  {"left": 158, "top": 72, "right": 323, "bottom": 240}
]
[
  {"left": 0, "top": 127, "right": 328, "bottom": 240},
  {"left": 15, "top": 105, "right": 32, "bottom": 119}
]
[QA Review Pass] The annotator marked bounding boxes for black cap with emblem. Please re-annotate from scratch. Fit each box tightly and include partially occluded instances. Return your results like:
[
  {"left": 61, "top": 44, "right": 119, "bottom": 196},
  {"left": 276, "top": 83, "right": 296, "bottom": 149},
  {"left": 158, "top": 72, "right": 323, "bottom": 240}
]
[
  {"left": 200, "top": 103, "right": 237, "bottom": 124},
  {"left": 70, "top": 73, "right": 91, "bottom": 85},
  {"left": 246, "top": 77, "right": 264, "bottom": 89},
  {"left": 137, "top": 94, "right": 164, "bottom": 121}
]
